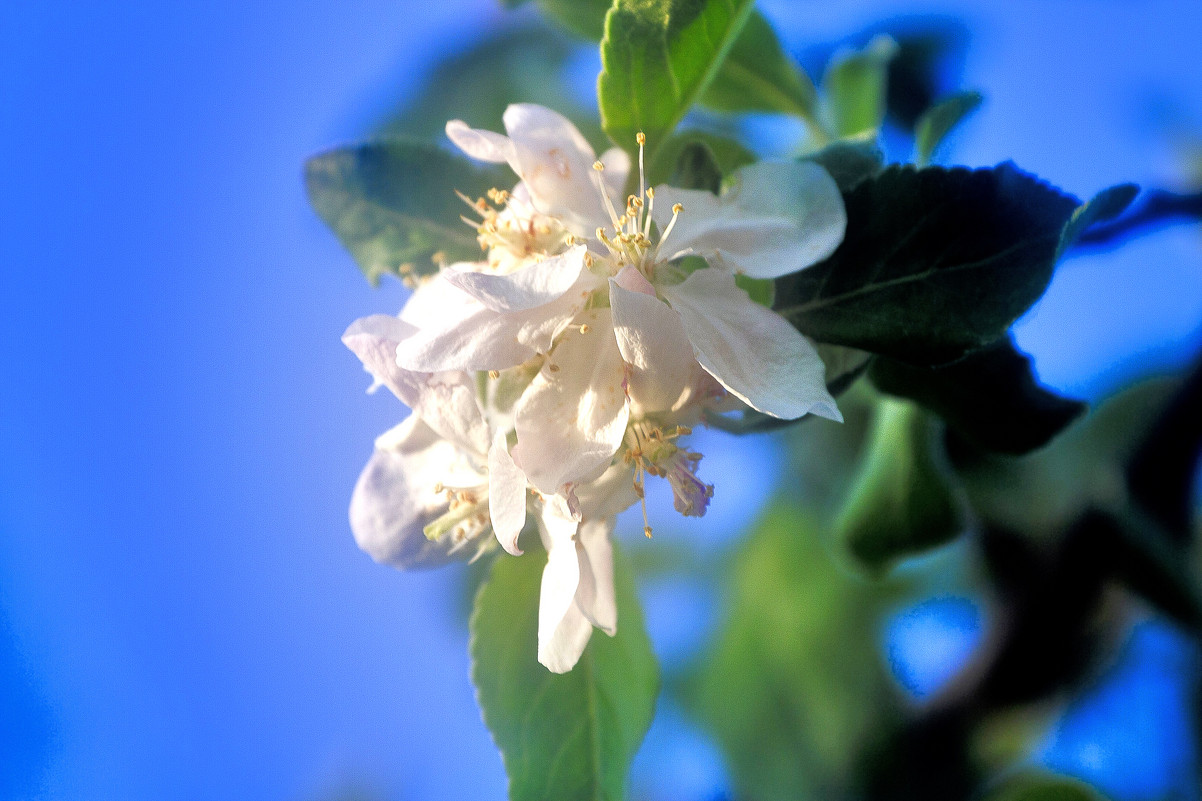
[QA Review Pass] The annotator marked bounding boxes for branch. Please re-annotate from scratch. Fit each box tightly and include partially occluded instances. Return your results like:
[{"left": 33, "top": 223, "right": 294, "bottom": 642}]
[{"left": 1072, "top": 188, "right": 1202, "bottom": 249}]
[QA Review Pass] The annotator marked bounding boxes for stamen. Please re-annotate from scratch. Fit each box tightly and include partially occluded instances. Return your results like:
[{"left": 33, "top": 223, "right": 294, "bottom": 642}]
[
  {"left": 658, "top": 203, "right": 683, "bottom": 249},
  {"left": 636, "top": 132, "right": 647, "bottom": 222},
  {"left": 590, "top": 159, "right": 624, "bottom": 231}
]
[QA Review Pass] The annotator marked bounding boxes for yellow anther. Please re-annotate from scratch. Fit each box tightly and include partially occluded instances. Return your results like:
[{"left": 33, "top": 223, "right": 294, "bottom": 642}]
[
  {"left": 646, "top": 186, "right": 655, "bottom": 199},
  {"left": 579, "top": 324, "right": 590, "bottom": 334},
  {"left": 643, "top": 525, "right": 653, "bottom": 538},
  {"left": 488, "top": 370, "right": 500, "bottom": 379},
  {"left": 672, "top": 203, "right": 683, "bottom": 214},
  {"left": 592, "top": 160, "right": 605, "bottom": 171},
  {"left": 433, "top": 483, "right": 444, "bottom": 493},
  {"left": 548, "top": 363, "right": 560, "bottom": 373}
]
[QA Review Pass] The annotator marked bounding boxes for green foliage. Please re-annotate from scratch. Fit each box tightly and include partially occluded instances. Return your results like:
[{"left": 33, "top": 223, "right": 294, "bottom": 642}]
[
  {"left": 1058, "top": 183, "right": 1140, "bottom": 256},
  {"left": 799, "top": 138, "right": 885, "bottom": 192},
  {"left": 775, "top": 163, "right": 1080, "bottom": 365},
  {"left": 598, "top": 0, "right": 757, "bottom": 170},
  {"left": 870, "top": 337, "right": 1086, "bottom": 455},
  {"left": 914, "top": 90, "right": 983, "bottom": 165},
  {"left": 668, "top": 140, "right": 722, "bottom": 193},
  {"left": 820, "top": 35, "right": 899, "bottom": 138},
  {"left": 835, "top": 397, "right": 964, "bottom": 572},
  {"left": 681, "top": 505, "right": 902, "bottom": 801},
  {"left": 984, "top": 772, "right": 1109, "bottom": 801},
  {"left": 306, "top": 141, "right": 509, "bottom": 285},
  {"left": 646, "top": 130, "right": 755, "bottom": 185},
  {"left": 378, "top": 24, "right": 603, "bottom": 146},
  {"left": 470, "top": 547, "right": 658, "bottom": 801},
  {"left": 700, "top": 10, "right": 820, "bottom": 125}
]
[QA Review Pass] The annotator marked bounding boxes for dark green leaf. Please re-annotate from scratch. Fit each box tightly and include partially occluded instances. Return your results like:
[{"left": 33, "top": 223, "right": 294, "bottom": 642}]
[
  {"left": 914, "top": 90, "right": 983, "bottom": 165},
  {"left": 646, "top": 129, "right": 755, "bottom": 185},
  {"left": 306, "top": 141, "right": 509, "bottom": 285},
  {"left": 775, "top": 163, "right": 1080, "bottom": 365},
  {"left": 599, "top": 0, "right": 757, "bottom": 169},
  {"left": 883, "top": 20, "right": 970, "bottom": 129},
  {"left": 700, "top": 11, "right": 819, "bottom": 124},
  {"left": 799, "top": 138, "right": 884, "bottom": 192},
  {"left": 984, "top": 772, "right": 1108, "bottom": 801},
  {"left": 533, "top": 0, "right": 614, "bottom": 40},
  {"left": 471, "top": 546, "right": 658, "bottom": 801},
  {"left": 870, "top": 337, "right": 1086, "bottom": 455},
  {"left": 820, "top": 34, "right": 898, "bottom": 138},
  {"left": 835, "top": 398, "right": 963, "bottom": 572},
  {"left": 378, "top": 24, "right": 602, "bottom": 145},
  {"left": 681, "top": 505, "right": 902, "bottom": 801},
  {"left": 669, "top": 141, "right": 722, "bottom": 193},
  {"left": 1058, "top": 183, "right": 1140, "bottom": 256}
]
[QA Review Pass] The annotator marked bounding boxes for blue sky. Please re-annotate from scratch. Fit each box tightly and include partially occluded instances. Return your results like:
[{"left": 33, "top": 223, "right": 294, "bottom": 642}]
[{"left": 2, "top": 1, "right": 1200, "bottom": 799}]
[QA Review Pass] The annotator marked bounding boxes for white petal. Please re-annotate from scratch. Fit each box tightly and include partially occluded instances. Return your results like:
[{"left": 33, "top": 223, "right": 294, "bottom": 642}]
[
  {"left": 488, "top": 429, "right": 528, "bottom": 556},
  {"left": 662, "top": 267, "right": 842, "bottom": 421},
  {"left": 512, "top": 308, "right": 630, "bottom": 494},
  {"left": 399, "top": 271, "right": 480, "bottom": 330},
  {"left": 395, "top": 272, "right": 596, "bottom": 373},
  {"left": 599, "top": 146, "right": 632, "bottom": 198},
  {"left": 443, "top": 245, "right": 586, "bottom": 312},
  {"left": 502, "top": 103, "right": 616, "bottom": 234},
  {"left": 535, "top": 507, "right": 591, "bottom": 673},
  {"left": 349, "top": 416, "right": 472, "bottom": 570},
  {"left": 609, "top": 278, "right": 697, "bottom": 413},
  {"left": 652, "top": 161, "right": 846, "bottom": 279},
  {"left": 342, "top": 314, "right": 490, "bottom": 455},
  {"left": 573, "top": 518, "right": 617, "bottom": 635},
  {"left": 445, "top": 119, "right": 515, "bottom": 164},
  {"left": 573, "top": 462, "right": 639, "bottom": 521}
]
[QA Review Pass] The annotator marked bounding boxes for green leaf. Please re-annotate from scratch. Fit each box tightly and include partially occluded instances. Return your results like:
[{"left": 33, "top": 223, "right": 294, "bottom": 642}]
[
  {"left": 598, "top": 0, "right": 757, "bottom": 169},
  {"left": 699, "top": 11, "right": 820, "bottom": 125},
  {"left": 669, "top": 140, "right": 722, "bottom": 193},
  {"left": 681, "top": 505, "right": 902, "bottom": 801},
  {"left": 775, "top": 163, "right": 1080, "bottom": 365},
  {"left": 869, "top": 337, "right": 1086, "bottom": 455},
  {"left": 533, "top": 0, "right": 614, "bottom": 40},
  {"left": 471, "top": 546, "right": 658, "bottom": 801},
  {"left": 306, "top": 141, "right": 510, "bottom": 285},
  {"left": 646, "top": 129, "right": 755, "bottom": 185},
  {"left": 983, "top": 772, "right": 1108, "bottom": 801},
  {"left": 820, "top": 34, "right": 899, "bottom": 138},
  {"left": 914, "top": 90, "right": 983, "bottom": 166},
  {"left": 835, "top": 397, "right": 963, "bottom": 573},
  {"left": 1058, "top": 182, "right": 1140, "bottom": 256},
  {"left": 799, "top": 138, "right": 884, "bottom": 192}
]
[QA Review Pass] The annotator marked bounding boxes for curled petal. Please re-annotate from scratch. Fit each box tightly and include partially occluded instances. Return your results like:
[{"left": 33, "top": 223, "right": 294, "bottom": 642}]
[
  {"left": 573, "top": 518, "right": 617, "bottom": 635},
  {"left": 662, "top": 267, "right": 842, "bottom": 421},
  {"left": 512, "top": 308, "right": 630, "bottom": 494},
  {"left": 342, "top": 314, "right": 490, "bottom": 454},
  {"left": 502, "top": 104, "right": 619, "bottom": 234},
  {"left": 395, "top": 273, "right": 597, "bottom": 373},
  {"left": 652, "top": 161, "right": 846, "bottom": 279},
  {"left": 535, "top": 506, "right": 590, "bottom": 673},
  {"left": 349, "top": 416, "right": 480, "bottom": 570},
  {"left": 444, "top": 245, "right": 586, "bottom": 313},
  {"left": 488, "top": 429, "right": 527, "bottom": 556},
  {"left": 610, "top": 277, "right": 697, "bottom": 413},
  {"left": 445, "top": 119, "right": 515, "bottom": 164}
]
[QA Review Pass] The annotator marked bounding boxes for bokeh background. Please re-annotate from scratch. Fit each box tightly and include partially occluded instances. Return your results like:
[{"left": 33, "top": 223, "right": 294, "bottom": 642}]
[{"left": 2, "top": 1, "right": 1201, "bottom": 799}]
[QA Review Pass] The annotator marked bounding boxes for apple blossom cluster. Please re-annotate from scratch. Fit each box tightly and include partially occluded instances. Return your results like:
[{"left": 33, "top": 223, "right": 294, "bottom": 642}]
[{"left": 343, "top": 104, "right": 847, "bottom": 673}]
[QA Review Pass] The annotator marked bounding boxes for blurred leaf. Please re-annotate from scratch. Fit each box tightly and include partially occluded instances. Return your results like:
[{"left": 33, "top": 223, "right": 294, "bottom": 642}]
[
  {"left": 800, "top": 137, "right": 885, "bottom": 192},
  {"left": 883, "top": 20, "right": 970, "bottom": 130},
  {"left": 914, "top": 90, "right": 983, "bottom": 166},
  {"left": 646, "top": 129, "right": 755, "bottom": 185},
  {"left": 533, "top": 0, "right": 614, "bottom": 40},
  {"left": 869, "top": 337, "right": 1086, "bottom": 455},
  {"left": 984, "top": 772, "right": 1109, "bottom": 801},
  {"left": 1057, "top": 183, "right": 1140, "bottom": 256},
  {"left": 669, "top": 140, "right": 722, "bottom": 193},
  {"left": 599, "top": 0, "right": 756, "bottom": 171},
  {"left": 735, "top": 274, "right": 774, "bottom": 307},
  {"left": 951, "top": 378, "right": 1179, "bottom": 537},
  {"left": 471, "top": 546, "right": 657, "bottom": 801},
  {"left": 306, "top": 142, "right": 509, "bottom": 285},
  {"left": 820, "top": 35, "right": 898, "bottom": 138},
  {"left": 775, "top": 163, "right": 1080, "bottom": 365},
  {"left": 700, "top": 11, "right": 820, "bottom": 125},
  {"left": 379, "top": 24, "right": 602, "bottom": 145},
  {"left": 681, "top": 505, "right": 902, "bottom": 801},
  {"left": 836, "top": 397, "right": 964, "bottom": 573}
]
